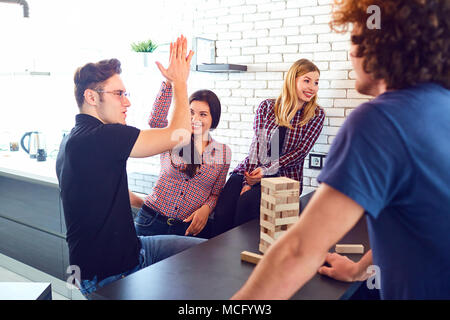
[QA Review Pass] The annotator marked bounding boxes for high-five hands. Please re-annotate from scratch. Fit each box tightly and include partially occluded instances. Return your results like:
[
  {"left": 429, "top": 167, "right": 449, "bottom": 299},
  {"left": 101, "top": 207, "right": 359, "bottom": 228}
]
[{"left": 155, "top": 35, "right": 194, "bottom": 85}]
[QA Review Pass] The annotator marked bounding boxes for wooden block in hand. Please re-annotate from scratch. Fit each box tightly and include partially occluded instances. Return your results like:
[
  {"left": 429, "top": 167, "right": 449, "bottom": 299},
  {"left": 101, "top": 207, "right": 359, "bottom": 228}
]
[
  {"left": 241, "top": 251, "right": 263, "bottom": 265},
  {"left": 335, "top": 244, "right": 364, "bottom": 254}
]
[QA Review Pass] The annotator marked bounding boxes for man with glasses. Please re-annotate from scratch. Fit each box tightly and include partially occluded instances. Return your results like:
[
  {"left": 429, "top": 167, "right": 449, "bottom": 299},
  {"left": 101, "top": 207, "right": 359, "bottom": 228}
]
[{"left": 56, "top": 36, "right": 205, "bottom": 298}]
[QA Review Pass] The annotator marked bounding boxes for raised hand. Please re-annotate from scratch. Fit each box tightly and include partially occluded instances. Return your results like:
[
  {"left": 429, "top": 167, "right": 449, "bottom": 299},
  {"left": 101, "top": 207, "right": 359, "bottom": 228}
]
[{"left": 155, "top": 35, "right": 194, "bottom": 86}]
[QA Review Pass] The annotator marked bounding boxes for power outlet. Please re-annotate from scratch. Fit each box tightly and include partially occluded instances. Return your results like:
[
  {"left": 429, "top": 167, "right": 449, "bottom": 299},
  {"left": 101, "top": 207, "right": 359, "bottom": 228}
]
[{"left": 308, "top": 153, "right": 326, "bottom": 170}]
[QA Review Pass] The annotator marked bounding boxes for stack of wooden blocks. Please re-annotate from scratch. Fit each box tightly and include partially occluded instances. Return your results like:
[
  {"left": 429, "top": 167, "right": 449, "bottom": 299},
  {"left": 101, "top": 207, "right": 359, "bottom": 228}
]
[{"left": 259, "top": 177, "right": 300, "bottom": 254}]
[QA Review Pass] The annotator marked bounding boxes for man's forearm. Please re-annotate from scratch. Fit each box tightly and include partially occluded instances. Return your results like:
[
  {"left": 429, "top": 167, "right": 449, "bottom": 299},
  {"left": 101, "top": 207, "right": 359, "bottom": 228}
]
[{"left": 169, "top": 82, "right": 191, "bottom": 139}]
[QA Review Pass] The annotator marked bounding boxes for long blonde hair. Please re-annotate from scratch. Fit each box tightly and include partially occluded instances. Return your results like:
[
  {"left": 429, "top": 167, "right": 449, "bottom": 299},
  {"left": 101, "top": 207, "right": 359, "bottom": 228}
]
[{"left": 274, "top": 59, "right": 321, "bottom": 129}]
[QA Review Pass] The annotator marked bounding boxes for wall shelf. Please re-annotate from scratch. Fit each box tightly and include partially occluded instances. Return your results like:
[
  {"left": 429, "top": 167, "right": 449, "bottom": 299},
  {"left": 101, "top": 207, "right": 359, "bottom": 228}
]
[
  {"left": 195, "top": 63, "right": 247, "bottom": 73},
  {"left": 0, "top": 71, "right": 51, "bottom": 76}
]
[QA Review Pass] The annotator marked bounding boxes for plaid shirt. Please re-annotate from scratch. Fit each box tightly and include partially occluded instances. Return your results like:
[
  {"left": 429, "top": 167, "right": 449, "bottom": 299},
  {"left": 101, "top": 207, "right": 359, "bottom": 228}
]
[
  {"left": 233, "top": 98, "right": 325, "bottom": 194},
  {"left": 144, "top": 82, "right": 231, "bottom": 220}
]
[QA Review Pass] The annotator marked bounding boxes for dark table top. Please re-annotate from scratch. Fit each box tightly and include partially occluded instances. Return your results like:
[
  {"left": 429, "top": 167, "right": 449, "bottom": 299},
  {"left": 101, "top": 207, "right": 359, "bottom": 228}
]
[{"left": 92, "top": 216, "right": 370, "bottom": 300}]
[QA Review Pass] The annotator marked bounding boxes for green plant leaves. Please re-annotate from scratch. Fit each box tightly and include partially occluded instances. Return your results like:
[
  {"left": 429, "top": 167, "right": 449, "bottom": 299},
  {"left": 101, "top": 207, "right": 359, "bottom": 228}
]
[{"left": 131, "top": 39, "right": 158, "bottom": 53}]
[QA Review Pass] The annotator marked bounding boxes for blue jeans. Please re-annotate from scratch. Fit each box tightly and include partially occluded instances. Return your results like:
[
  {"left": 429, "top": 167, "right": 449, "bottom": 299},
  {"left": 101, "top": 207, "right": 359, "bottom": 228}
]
[
  {"left": 79, "top": 235, "right": 205, "bottom": 298},
  {"left": 135, "top": 206, "right": 212, "bottom": 238}
]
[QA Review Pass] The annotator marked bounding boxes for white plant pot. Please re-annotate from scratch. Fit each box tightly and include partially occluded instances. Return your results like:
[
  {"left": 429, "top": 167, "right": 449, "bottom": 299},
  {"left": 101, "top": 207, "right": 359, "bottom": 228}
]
[{"left": 141, "top": 52, "right": 152, "bottom": 68}]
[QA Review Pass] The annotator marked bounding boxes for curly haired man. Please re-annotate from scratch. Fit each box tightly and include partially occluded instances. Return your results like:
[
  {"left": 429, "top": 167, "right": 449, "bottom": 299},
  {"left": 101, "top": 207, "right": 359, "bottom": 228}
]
[{"left": 232, "top": 0, "right": 449, "bottom": 300}]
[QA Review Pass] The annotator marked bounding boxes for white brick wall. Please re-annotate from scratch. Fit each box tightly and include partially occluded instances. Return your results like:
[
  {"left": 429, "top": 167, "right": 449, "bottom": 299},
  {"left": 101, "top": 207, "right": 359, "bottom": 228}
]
[{"left": 131, "top": 0, "right": 372, "bottom": 196}]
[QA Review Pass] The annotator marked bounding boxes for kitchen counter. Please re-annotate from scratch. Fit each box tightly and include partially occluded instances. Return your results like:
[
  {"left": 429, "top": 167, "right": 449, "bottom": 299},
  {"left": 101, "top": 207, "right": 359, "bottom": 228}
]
[{"left": 0, "top": 150, "right": 58, "bottom": 186}]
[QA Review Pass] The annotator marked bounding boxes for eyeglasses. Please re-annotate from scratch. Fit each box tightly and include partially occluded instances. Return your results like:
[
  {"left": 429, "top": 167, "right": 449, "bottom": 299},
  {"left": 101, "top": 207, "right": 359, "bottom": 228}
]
[{"left": 95, "top": 90, "right": 130, "bottom": 99}]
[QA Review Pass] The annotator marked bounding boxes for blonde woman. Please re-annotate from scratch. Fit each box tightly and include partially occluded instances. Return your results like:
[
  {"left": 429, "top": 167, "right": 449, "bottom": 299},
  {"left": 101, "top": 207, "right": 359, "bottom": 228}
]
[{"left": 211, "top": 59, "right": 325, "bottom": 237}]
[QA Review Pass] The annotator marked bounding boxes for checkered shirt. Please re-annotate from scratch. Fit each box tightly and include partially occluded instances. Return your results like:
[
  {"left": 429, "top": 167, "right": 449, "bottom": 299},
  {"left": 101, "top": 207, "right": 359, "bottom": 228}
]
[
  {"left": 144, "top": 82, "right": 231, "bottom": 220},
  {"left": 233, "top": 98, "right": 325, "bottom": 194}
]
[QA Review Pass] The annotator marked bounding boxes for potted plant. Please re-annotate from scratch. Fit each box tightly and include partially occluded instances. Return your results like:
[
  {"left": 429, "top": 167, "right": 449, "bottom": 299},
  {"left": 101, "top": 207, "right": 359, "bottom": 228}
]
[{"left": 131, "top": 39, "right": 158, "bottom": 67}]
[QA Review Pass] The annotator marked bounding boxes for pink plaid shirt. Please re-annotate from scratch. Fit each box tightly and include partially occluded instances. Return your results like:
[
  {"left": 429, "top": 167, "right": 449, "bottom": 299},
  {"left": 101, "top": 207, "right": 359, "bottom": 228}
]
[
  {"left": 233, "top": 98, "right": 325, "bottom": 193},
  {"left": 144, "top": 82, "right": 231, "bottom": 220}
]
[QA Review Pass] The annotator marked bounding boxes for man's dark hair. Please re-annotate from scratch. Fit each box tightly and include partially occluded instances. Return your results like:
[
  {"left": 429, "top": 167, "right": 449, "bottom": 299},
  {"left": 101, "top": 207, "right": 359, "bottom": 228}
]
[
  {"left": 73, "top": 59, "right": 122, "bottom": 108},
  {"left": 330, "top": 0, "right": 449, "bottom": 90}
]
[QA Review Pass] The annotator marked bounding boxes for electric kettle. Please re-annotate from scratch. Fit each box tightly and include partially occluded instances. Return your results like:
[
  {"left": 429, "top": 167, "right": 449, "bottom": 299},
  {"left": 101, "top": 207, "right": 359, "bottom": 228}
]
[{"left": 20, "top": 131, "right": 46, "bottom": 159}]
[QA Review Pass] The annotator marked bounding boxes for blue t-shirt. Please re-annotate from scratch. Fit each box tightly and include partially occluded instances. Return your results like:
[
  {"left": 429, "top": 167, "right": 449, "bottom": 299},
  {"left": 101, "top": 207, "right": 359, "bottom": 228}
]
[{"left": 318, "top": 83, "right": 450, "bottom": 299}]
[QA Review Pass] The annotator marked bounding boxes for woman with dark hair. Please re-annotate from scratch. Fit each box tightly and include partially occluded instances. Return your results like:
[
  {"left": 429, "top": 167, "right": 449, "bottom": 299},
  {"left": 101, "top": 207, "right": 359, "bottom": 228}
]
[{"left": 133, "top": 80, "right": 231, "bottom": 238}]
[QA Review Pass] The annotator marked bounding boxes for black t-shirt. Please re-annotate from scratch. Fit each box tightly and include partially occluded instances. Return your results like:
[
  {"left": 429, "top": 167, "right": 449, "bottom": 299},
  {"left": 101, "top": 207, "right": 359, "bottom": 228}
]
[{"left": 56, "top": 114, "right": 141, "bottom": 281}]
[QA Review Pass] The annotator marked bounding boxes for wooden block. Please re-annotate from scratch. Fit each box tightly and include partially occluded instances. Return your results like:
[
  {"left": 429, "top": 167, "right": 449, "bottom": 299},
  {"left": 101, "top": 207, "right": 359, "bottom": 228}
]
[
  {"left": 272, "top": 189, "right": 299, "bottom": 195},
  {"left": 282, "top": 210, "right": 298, "bottom": 217},
  {"left": 259, "top": 239, "right": 270, "bottom": 254},
  {"left": 260, "top": 232, "right": 275, "bottom": 244},
  {"left": 335, "top": 244, "right": 364, "bottom": 254},
  {"left": 261, "top": 192, "right": 277, "bottom": 205},
  {"left": 275, "top": 216, "right": 299, "bottom": 226},
  {"left": 259, "top": 243, "right": 269, "bottom": 254},
  {"left": 275, "top": 202, "right": 299, "bottom": 212},
  {"left": 260, "top": 177, "right": 285, "bottom": 191},
  {"left": 259, "top": 238, "right": 271, "bottom": 248},
  {"left": 274, "top": 231, "right": 285, "bottom": 240},
  {"left": 260, "top": 219, "right": 275, "bottom": 231},
  {"left": 261, "top": 198, "right": 275, "bottom": 211},
  {"left": 262, "top": 192, "right": 298, "bottom": 205},
  {"left": 274, "top": 225, "right": 284, "bottom": 232},
  {"left": 260, "top": 205, "right": 275, "bottom": 217},
  {"left": 260, "top": 212, "right": 275, "bottom": 224},
  {"left": 260, "top": 198, "right": 269, "bottom": 210},
  {"left": 241, "top": 251, "right": 263, "bottom": 265},
  {"left": 261, "top": 177, "right": 300, "bottom": 191}
]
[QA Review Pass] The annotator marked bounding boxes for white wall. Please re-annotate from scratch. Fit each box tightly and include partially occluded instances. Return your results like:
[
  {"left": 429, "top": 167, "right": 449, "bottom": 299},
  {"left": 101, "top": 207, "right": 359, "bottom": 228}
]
[
  {"left": 187, "top": 0, "right": 372, "bottom": 195},
  {"left": 0, "top": 0, "right": 372, "bottom": 195},
  {"left": 0, "top": 0, "right": 197, "bottom": 154}
]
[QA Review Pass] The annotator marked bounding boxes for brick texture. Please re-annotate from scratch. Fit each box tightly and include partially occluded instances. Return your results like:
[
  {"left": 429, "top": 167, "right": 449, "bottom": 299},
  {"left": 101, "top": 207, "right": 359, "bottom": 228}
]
[{"left": 128, "top": 0, "right": 371, "bottom": 196}]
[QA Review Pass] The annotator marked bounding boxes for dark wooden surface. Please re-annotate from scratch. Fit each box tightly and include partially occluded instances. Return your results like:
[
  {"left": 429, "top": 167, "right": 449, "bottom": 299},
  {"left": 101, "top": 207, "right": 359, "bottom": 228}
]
[{"left": 92, "top": 215, "right": 370, "bottom": 300}]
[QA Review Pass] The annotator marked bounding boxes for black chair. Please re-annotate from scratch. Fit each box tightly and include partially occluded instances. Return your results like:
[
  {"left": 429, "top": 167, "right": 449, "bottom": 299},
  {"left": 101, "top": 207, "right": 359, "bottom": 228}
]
[{"left": 299, "top": 190, "right": 315, "bottom": 214}]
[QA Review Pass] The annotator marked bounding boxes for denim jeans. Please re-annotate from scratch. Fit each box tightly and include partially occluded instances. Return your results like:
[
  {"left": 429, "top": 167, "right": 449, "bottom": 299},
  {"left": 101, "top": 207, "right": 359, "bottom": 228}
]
[
  {"left": 135, "top": 206, "right": 212, "bottom": 238},
  {"left": 135, "top": 207, "right": 188, "bottom": 236},
  {"left": 79, "top": 235, "right": 205, "bottom": 298}
]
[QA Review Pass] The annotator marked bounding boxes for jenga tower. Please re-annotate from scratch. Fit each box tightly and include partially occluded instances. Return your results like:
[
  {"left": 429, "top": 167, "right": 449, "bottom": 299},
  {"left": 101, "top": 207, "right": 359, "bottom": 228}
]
[{"left": 259, "top": 177, "right": 300, "bottom": 254}]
